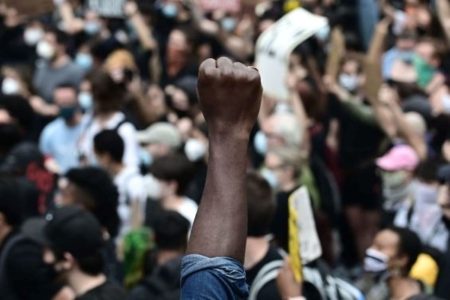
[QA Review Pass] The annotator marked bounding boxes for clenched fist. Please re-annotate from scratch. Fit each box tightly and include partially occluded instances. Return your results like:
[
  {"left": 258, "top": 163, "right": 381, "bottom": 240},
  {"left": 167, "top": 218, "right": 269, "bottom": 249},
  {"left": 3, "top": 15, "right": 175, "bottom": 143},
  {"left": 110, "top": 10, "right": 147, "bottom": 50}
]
[{"left": 197, "top": 57, "right": 262, "bottom": 139}]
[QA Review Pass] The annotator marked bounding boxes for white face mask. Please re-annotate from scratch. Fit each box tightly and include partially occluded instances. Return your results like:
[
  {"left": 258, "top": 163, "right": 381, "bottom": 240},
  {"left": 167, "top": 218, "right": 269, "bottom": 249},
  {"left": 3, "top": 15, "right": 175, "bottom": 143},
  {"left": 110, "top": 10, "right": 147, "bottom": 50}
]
[
  {"left": 24, "top": 27, "right": 44, "bottom": 46},
  {"left": 338, "top": 73, "right": 359, "bottom": 92},
  {"left": 261, "top": 168, "right": 278, "bottom": 189},
  {"left": 2, "top": 77, "right": 20, "bottom": 95},
  {"left": 364, "top": 248, "right": 389, "bottom": 273},
  {"left": 145, "top": 175, "right": 162, "bottom": 199},
  {"left": 36, "top": 41, "right": 55, "bottom": 59},
  {"left": 441, "top": 94, "right": 450, "bottom": 114},
  {"left": 78, "top": 91, "right": 93, "bottom": 111},
  {"left": 184, "top": 138, "right": 207, "bottom": 162}
]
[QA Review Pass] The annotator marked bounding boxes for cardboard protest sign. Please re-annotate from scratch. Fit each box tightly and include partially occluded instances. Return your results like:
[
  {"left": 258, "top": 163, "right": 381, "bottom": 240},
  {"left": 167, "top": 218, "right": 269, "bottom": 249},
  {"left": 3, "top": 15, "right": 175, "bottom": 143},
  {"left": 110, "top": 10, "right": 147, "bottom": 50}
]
[
  {"left": 3, "top": 0, "right": 54, "bottom": 17},
  {"left": 255, "top": 8, "right": 328, "bottom": 100},
  {"left": 88, "top": 0, "right": 126, "bottom": 17},
  {"left": 288, "top": 186, "right": 322, "bottom": 282},
  {"left": 199, "top": 0, "right": 241, "bottom": 13}
]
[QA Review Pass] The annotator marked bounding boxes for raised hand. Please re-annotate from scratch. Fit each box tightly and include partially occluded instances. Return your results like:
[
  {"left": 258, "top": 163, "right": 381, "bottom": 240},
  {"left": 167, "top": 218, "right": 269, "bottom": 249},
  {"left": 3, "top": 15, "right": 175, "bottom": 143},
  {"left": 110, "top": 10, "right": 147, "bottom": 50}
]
[{"left": 197, "top": 57, "right": 262, "bottom": 139}]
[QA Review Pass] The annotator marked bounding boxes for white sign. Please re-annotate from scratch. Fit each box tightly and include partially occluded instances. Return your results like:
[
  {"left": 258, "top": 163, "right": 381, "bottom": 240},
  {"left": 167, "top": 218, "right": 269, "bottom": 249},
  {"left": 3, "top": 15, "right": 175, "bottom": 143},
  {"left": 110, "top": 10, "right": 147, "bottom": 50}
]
[
  {"left": 290, "top": 186, "right": 322, "bottom": 264},
  {"left": 255, "top": 8, "right": 328, "bottom": 100}
]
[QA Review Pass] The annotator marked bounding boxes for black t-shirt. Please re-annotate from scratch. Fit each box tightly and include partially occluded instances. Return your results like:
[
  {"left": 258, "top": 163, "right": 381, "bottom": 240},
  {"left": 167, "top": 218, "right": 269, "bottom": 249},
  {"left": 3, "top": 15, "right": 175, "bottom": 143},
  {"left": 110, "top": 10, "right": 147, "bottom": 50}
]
[
  {"left": 271, "top": 187, "right": 299, "bottom": 252},
  {"left": 75, "top": 281, "right": 127, "bottom": 300},
  {"left": 246, "top": 246, "right": 283, "bottom": 300}
]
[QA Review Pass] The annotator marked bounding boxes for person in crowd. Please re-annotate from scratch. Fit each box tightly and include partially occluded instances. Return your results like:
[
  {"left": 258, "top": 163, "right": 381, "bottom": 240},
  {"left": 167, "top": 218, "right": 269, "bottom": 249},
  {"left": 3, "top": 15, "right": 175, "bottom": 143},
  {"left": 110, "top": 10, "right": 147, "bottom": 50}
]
[
  {"left": 180, "top": 57, "right": 262, "bottom": 299},
  {"left": 56, "top": 167, "right": 121, "bottom": 281},
  {"left": 40, "top": 84, "right": 87, "bottom": 174},
  {"left": 0, "top": 177, "right": 73, "bottom": 300},
  {"left": 0, "top": 94, "right": 35, "bottom": 158},
  {"left": 376, "top": 144, "right": 420, "bottom": 222},
  {"left": 0, "top": 0, "right": 449, "bottom": 298},
  {"left": 148, "top": 153, "right": 197, "bottom": 226},
  {"left": 259, "top": 112, "right": 304, "bottom": 152},
  {"left": 0, "top": 177, "right": 65, "bottom": 300},
  {"left": 357, "top": 226, "right": 423, "bottom": 300},
  {"left": 23, "top": 206, "right": 127, "bottom": 300},
  {"left": 32, "top": 28, "right": 85, "bottom": 103},
  {"left": 128, "top": 210, "right": 189, "bottom": 300},
  {"left": 56, "top": 167, "right": 120, "bottom": 240},
  {"left": 1, "top": 65, "right": 59, "bottom": 119},
  {"left": 77, "top": 70, "right": 140, "bottom": 168},
  {"left": 393, "top": 159, "right": 447, "bottom": 253},
  {"left": 382, "top": 31, "right": 417, "bottom": 79},
  {"left": 244, "top": 172, "right": 283, "bottom": 300},
  {"left": 263, "top": 146, "right": 303, "bottom": 251},
  {"left": 93, "top": 129, "right": 147, "bottom": 238},
  {"left": 137, "top": 122, "right": 182, "bottom": 165}
]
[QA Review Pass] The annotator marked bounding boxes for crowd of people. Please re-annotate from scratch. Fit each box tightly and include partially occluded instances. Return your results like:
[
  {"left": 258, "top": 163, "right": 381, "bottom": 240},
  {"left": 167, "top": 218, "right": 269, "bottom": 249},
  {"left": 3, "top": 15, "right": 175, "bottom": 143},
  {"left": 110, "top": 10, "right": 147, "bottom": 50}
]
[{"left": 0, "top": 0, "right": 450, "bottom": 299}]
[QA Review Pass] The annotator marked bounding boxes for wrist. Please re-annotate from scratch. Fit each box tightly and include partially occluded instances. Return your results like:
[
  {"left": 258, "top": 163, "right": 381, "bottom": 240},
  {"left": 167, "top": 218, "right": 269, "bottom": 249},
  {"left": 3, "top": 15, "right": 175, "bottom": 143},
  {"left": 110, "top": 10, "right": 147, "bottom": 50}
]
[{"left": 208, "top": 130, "right": 251, "bottom": 145}]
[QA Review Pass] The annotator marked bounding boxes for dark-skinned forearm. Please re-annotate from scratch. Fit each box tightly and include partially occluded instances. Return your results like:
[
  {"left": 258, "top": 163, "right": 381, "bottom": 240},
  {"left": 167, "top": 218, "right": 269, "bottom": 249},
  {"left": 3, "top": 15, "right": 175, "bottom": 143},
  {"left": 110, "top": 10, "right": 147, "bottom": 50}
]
[{"left": 187, "top": 134, "right": 249, "bottom": 262}]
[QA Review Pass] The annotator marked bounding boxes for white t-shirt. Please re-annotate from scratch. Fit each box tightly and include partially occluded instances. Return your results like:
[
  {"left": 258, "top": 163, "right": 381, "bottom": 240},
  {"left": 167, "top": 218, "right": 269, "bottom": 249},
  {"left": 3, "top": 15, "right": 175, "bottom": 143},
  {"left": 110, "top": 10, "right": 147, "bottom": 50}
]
[
  {"left": 176, "top": 197, "right": 198, "bottom": 226},
  {"left": 114, "top": 166, "right": 147, "bottom": 237},
  {"left": 78, "top": 112, "right": 140, "bottom": 169}
]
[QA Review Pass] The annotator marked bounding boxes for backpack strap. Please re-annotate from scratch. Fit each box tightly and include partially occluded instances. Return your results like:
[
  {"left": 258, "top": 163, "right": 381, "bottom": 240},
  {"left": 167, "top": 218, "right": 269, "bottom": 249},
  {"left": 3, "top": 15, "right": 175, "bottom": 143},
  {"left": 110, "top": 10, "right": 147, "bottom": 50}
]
[
  {"left": 248, "top": 260, "right": 284, "bottom": 300},
  {"left": 113, "top": 118, "right": 129, "bottom": 132}
]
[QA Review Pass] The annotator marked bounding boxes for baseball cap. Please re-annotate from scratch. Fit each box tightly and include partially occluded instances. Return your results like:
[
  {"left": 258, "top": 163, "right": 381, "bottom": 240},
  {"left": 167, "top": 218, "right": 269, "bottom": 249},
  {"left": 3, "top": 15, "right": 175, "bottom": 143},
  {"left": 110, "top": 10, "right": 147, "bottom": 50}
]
[
  {"left": 22, "top": 206, "right": 104, "bottom": 259},
  {"left": 376, "top": 145, "right": 420, "bottom": 172},
  {"left": 438, "top": 164, "right": 450, "bottom": 184},
  {"left": 137, "top": 122, "right": 182, "bottom": 149}
]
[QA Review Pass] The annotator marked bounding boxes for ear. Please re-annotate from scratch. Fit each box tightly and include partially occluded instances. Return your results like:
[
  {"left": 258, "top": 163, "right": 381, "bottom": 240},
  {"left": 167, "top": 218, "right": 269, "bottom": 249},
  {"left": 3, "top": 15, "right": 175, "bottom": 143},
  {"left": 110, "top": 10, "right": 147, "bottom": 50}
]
[
  {"left": 169, "top": 180, "right": 178, "bottom": 194},
  {"left": 57, "top": 252, "right": 76, "bottom": 272}
]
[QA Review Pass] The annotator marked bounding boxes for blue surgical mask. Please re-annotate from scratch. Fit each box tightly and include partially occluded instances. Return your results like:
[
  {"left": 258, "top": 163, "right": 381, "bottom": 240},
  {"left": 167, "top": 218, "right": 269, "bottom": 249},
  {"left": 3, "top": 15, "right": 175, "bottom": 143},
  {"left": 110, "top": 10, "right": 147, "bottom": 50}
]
[
  {"left": 261, "top": 168, "right": 278, "bottom": 189},
  {"left": 78, "top": 91, "right": 93, "bottom": 111},
  {"left": 59, "top": 106, "right": 78, "bottom": 122},
  {"left": 221, "top": 17, "right": 237, "bottom": 32},
  {"left": 140, "top": 149, "right": 153, "bottom": 167},
  {"left": 339, "top": 73, "right": 359, "bottom": 92},
  {"left": 84, "top": 21, "right": 101, "bottom": 35},
  {"left": 315, "top": 24, "right": 330, "bottom": 42},
  {"left": 75, "top": 53, "right": 93, "bottom": 70},
  {"left": 254, "top": 131, "right": 268, "bottom": 155},
  {"left": 162, "top": 3, "right": 178, "bottom": 18}
]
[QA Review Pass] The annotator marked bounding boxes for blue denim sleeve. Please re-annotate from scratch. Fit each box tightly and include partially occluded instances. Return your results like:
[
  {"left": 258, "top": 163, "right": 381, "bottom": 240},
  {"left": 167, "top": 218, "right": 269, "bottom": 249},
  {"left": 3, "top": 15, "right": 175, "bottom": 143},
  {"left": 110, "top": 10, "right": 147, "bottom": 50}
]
[{"left": 181, "top": 254, "right": 249, "bottom": 299}]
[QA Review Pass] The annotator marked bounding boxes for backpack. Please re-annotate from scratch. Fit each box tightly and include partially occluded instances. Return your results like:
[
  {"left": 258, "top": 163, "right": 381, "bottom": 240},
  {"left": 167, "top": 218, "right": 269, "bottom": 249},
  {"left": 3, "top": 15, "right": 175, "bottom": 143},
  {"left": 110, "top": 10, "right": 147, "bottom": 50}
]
[
  {"left": 248, "top": 260, "right": 284, "bottom": 300},
  {"left": 248, "top": 258, "right": 364, "bottom": 300},
  {"left": 303, "top": 261, "right": 364, "bottom": 300}
]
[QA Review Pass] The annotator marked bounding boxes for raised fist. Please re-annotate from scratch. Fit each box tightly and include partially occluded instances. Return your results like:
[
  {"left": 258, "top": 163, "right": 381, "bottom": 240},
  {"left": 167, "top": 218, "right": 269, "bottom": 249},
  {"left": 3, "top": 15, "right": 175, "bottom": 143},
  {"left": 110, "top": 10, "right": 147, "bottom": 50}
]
[{"left": 197, "top": 57, "right": 262, "bottom": 139}]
